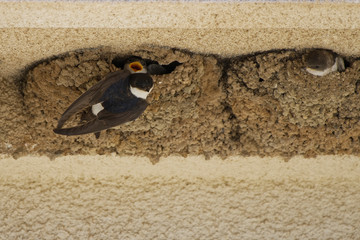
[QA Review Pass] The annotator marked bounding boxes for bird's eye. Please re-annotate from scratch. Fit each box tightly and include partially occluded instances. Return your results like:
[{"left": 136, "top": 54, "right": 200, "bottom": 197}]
[{"left": 129, "top": 62, "right": 143, "bottom": 72}]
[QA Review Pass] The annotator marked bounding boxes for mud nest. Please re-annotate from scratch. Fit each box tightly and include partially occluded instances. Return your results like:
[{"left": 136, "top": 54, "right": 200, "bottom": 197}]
[{"left": 1, "top": 47, "right": 360, "bottom": 162}]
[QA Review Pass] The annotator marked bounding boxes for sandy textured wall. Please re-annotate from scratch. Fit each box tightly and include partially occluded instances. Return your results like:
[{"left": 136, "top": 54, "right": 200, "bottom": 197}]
[
  {"left": 1, "top": 155, "right": 360, "bottom": 239},
  {"left": 1, "top": 2, "right": 360, "bottom": 78},
  {"left": 1, "top": 1, "right": 360, "bottom": 239}
]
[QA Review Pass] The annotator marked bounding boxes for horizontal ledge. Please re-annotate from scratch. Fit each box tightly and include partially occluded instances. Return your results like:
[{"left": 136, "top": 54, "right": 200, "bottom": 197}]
[
  {"left": 1, "top": 2, "right": 359, "bottom": 29},
  {"left": 3, "top": 27, "right": 358, "bottom": 30},
  {"left": 1, "top": 154, "right": 360, "bottom": 182}
]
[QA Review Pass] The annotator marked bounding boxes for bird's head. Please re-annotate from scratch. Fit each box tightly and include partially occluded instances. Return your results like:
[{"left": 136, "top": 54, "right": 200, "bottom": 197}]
[
  {"left": 303, "top": 49, "right": 335, "bottom": 72},
  {"left": 125, "top": 57, "right": 148, "bottom": 74},
  {"left": 129, "top": 73, "right": 154, "bottom": 99}
]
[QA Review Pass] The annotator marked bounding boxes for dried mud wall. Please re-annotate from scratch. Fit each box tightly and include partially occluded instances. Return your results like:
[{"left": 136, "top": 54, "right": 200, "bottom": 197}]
[{"left": 2, "top": 47, "right": 360, "bottom": 161}]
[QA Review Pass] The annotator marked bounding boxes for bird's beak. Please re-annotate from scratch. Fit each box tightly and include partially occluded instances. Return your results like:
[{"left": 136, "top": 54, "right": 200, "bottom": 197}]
[{"left": 129, "top": 61, "right": 144, "bottom": 72}]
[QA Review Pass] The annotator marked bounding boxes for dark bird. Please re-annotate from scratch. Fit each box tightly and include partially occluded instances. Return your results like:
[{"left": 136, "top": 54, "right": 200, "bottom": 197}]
[
  {"left": 303, "top": 49, "right": 345, "bottom": 76},
  {"left": 112, "top": 55, "right": 182, "bottom": 75},
  {"left": 53, "top": 57, "right": 181, "bottom": 137}
]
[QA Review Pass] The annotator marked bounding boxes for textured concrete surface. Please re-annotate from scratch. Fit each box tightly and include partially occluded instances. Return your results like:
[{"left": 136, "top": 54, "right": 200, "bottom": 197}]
[
  {"left": 1, "top": 154, "right": 360, "bottom": 239},
  {"left": 1, "top": 2, "right": 360, "bottom": 78},
  {"left": 1, "top": 1, "right": 360, "bottom": 239}
]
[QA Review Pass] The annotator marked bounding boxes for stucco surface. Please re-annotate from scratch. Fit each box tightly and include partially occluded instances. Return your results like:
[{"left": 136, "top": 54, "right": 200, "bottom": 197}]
[
  {"left": 1, "top": 1, "right": 360, "bottom": 239},
  {"left": 1, "top": 154, "right": 360, "bottom": 239},
  {"left": 1, "top": 2, "right": 360, "bottom": 78}
]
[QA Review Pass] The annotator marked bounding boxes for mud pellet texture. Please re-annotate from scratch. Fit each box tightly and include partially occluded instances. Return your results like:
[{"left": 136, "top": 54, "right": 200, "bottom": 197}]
[{"left": 1, "top": 47, "right": 360, "bottom": 161}]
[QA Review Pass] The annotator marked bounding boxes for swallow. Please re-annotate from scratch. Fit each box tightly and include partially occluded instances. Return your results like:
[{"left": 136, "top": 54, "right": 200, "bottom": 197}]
[
  {"left": 112, "top": 55, "right": 182, "bottom": 75},
  {"left": 53, "top": 57, "right": 180, "bottom": 137},
  {"left": 303, "top": 49, "right": 345, "bottom": 76}
]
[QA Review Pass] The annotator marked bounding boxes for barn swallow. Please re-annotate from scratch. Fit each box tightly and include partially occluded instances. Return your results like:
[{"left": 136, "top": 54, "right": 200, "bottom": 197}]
[
  {"left": 303, "top": 49, "right": 345, "bottom": 76},
  {"left": 53, "top": 57, "right": 175, "bottom": 137}
]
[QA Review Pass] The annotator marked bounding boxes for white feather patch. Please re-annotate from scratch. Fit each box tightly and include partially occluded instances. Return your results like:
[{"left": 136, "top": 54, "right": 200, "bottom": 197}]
[
  {"left": 92, "top": 102, "right": 104, "bottom": 116},
  {"left": 306, "top": 61, "right": 337, "bottom": 76},
  {"left": 130, "top": 86, "right": 153, "bottom": 99}
]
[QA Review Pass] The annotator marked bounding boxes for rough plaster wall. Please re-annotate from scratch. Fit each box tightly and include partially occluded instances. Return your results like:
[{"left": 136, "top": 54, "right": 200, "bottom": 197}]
[
  {"left": 1, "top": 1, "right": 360, "bottom": 239},
  {"left": 1, "top": 2, "right": 360, "bottom": 78},
  {"left": 1, "top": 155, "right": 360, "bottom": 239}
]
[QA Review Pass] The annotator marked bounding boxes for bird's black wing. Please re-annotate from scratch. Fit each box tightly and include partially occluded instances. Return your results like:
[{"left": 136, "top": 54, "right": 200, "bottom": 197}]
[
  {"left": 56, "top": 70, "right": 130, "bottom": 129},
  {"left": 53, "top": 99, "right": 148, "bottom": 136}
]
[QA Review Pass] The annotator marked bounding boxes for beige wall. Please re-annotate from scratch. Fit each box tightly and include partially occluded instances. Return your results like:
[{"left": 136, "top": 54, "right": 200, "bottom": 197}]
[
  {"left": 1, "top": 2, "right": 360, "bottom": 78},
  {"left": 1, "top": 155, "right": 360, "bottom": 239},
  {"left": 1, "top": 1, "right": 360, "bottom": 239}
]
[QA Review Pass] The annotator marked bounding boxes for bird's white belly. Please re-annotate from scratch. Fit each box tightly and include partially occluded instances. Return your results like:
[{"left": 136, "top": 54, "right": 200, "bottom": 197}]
[
  {"left": 306, "top": 61, "right": 337, "bottom": 76},
  {"left": 130, "top": 86, "right": 153, "bottom": 99}
]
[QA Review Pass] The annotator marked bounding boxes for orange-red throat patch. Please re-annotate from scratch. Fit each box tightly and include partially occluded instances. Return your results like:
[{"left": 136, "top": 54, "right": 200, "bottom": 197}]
[{"left": 129, "top": 61, "right": 143, "bottom": 72}]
